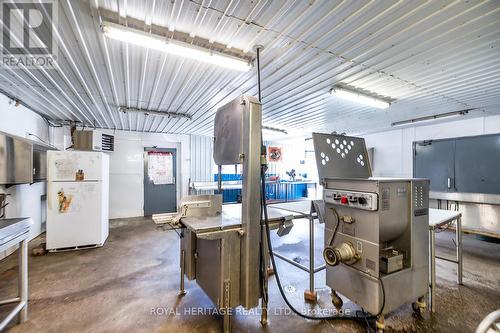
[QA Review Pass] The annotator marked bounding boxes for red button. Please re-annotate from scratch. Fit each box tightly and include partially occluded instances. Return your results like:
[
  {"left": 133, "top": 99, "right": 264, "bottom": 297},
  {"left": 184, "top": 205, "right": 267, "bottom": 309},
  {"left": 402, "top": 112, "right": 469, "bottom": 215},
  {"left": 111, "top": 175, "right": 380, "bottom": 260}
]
[{"left": 341, "top": 196, "right": 348, "bottom": 204}]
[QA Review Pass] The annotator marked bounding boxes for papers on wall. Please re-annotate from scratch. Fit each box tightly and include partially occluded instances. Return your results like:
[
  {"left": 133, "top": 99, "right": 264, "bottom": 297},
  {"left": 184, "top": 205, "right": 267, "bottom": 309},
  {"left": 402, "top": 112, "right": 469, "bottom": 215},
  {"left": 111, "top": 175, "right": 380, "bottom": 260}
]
[
  {"left": 268, "top": 146, "right": 283, "bottom": 162},
  {"left": 148, "top": 151, "right": 174, "bottom": 185}
]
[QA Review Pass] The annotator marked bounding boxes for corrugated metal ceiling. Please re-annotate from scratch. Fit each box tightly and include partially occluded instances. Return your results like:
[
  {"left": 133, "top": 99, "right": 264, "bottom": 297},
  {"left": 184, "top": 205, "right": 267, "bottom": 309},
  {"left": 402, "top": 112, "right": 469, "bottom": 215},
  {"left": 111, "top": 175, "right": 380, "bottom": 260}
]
[{"left": 0, "top": 0, "right": 499, "bottom": 136}]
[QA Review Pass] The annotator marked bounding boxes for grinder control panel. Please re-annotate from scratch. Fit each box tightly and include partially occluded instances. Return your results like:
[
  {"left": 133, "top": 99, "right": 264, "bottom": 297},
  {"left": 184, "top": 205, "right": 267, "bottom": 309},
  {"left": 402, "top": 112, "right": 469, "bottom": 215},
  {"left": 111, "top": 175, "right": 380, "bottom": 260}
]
[{"left": 324, "top": 189, "right": 378, "bottom": 211}]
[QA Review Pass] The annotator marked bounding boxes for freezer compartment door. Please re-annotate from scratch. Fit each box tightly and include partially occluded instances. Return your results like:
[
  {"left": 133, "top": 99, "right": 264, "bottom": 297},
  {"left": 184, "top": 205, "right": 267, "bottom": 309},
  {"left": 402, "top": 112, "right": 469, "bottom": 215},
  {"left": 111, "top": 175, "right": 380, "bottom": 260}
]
[
  {"left": 48, "top": 151, "right": 104, "bottom": 181},
  {"left": 47, "top": 181, "right": 107, "bottom": 249}
]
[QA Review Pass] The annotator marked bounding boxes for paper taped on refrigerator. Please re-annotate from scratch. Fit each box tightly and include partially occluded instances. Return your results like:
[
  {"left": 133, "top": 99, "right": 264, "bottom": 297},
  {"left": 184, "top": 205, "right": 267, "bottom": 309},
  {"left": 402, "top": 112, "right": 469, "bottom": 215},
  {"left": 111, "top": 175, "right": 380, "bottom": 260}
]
[{"left": 48, "top": 151, "right": 103, "bottom": 181}]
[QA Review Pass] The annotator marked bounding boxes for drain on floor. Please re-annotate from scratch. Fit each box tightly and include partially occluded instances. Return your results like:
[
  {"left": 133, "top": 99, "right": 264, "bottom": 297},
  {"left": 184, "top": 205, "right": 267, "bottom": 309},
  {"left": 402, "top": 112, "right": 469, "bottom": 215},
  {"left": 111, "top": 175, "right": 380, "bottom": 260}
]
[{"left": 284, "top": 285, "right": 296, "bottom": 293}]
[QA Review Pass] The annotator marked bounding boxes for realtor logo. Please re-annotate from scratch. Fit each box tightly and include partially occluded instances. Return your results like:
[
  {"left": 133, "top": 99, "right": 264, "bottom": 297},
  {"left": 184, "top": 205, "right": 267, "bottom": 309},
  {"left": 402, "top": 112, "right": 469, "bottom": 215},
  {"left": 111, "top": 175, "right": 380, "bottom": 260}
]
[{"left": 1, "top": 0, "right": 57, "bottom": 68}]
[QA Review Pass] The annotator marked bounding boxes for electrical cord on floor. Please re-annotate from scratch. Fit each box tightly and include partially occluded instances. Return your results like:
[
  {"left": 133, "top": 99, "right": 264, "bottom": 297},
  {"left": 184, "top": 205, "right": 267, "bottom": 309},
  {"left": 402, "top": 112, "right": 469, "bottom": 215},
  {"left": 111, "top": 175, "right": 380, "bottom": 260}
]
[
  {"left": 260, "top": 165, "right": 385, "bottom": 325},
  {"left": 259, "top": 202, "right": 269, "bottom": 305},
  {"left": 259, "top": 240, "right": 268, "bottom": 304}
]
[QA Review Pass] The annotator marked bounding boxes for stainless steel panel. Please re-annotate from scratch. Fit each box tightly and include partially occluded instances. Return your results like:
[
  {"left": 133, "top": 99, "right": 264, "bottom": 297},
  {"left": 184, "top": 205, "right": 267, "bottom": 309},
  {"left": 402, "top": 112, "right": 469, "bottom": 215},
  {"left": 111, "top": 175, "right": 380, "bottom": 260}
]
[
  {"left": 430, "top": 199, "right": 500, "bottom": 238},
  {"left": 181, "top": 194, "right": 222, "bottom": 217},
  {"left": 33, "top": 146, "right": 47, "bottom": 182},
  {"left": 430, "top": 191, "right": 500, "bottom": 205},
  {"left": 325, "top": 179, "right": 411, "bottom": 242},
  {"left": 326, "top": 263, "right": 426, "bottom": 315},
  {"left": 196, "top": 238, "right": 222, "bottom": 305},
  {"left": 213, "top": 97, "right": 244, "bottom": 165},
  {"left": 312, "top": 133, "right": 372, "bottom": 181},
  {"left": 180, "top": 229, "right": 197, "bottom": 280},
  {"left": 220, "top": 231, "right": 242, "bottom": 309},
  {"left": 324, "top": 178, "right": 429, "bottom": 315},
  {"left": 238, "top": 95, "right": 262, "bottom": 309},
  {"left": 324, "top": 189, "right": 378, "bottom": 210},
  {"left": 380, "top": 250, "right": 404, "bottom": 274},
  {"left": 0, "top": 218, "right": 32, "bottom": 248},
  {"left": 0, "top": 133, "right": 33, "bottom": 185},
  {"left": 181, "top": 203, "right": 299, "bottom": 234},
  {"left": 194, "top": 229, "right": 242, "bottom": 309}
]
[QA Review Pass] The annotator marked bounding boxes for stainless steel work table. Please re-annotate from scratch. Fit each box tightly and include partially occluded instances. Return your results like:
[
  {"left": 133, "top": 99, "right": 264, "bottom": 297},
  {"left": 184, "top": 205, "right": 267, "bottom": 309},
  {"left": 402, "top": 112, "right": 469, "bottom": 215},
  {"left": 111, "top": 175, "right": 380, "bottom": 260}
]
[
  {"left": 268, "top": 200, "right": 325, "bottom": 302},
  {"left": 181, "top": 203, "right": 300, "bottom": 234},
  {"left": 178, "top": 203, "right": 314, "bottom": 299},
  {"left": 428, "top": 208, "right": 463, "bottom": 313},
  {"left": 0, "top": 218, "right": 32, "bottom": 331}
]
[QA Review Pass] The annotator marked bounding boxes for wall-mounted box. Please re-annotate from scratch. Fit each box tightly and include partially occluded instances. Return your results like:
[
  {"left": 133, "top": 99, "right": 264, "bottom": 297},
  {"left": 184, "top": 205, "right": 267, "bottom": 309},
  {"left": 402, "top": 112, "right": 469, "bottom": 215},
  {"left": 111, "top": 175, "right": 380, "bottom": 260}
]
[{"left": 73, "top": 130, "right": 114, "bottom": 152}]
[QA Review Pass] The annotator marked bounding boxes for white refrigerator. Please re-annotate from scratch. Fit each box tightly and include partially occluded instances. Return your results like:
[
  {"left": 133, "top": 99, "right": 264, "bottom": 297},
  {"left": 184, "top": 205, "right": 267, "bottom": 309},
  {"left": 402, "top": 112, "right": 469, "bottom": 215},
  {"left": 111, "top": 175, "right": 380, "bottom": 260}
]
[{"left": 47, "top": 151, "right": 109, "bottom": 251}]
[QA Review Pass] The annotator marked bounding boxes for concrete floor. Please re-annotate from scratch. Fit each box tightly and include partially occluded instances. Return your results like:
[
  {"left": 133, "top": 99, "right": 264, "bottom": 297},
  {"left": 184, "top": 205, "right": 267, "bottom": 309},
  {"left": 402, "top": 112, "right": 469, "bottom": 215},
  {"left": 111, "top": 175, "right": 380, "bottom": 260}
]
[{"left": 1, "top": 216, "right": 499, "bottom": 333}]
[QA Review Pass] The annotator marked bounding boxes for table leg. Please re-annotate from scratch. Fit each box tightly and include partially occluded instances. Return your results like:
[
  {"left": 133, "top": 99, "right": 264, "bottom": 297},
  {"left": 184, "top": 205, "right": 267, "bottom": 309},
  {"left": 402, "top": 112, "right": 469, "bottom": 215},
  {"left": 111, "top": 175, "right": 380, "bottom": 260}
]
[
  {"left": 223, "top": 311, "right": 231, "bottom": 333},
  {"left": 179, "top": 250, "right": 186, "bottom": 296},
  {"left": 19, "top": 239, "right": 28, "bottom": 322},
  {"left": 309, "top": 216, "right": 314, "bottom": 292},
  {"left": 430, "top": 228, "right": 436, "bottom": 313},
  {"left": 457, "top": 217, "right": 463, "bottom": 285},
  {"left": 304, "top": 216, "right": 317, "bottom": 302}
]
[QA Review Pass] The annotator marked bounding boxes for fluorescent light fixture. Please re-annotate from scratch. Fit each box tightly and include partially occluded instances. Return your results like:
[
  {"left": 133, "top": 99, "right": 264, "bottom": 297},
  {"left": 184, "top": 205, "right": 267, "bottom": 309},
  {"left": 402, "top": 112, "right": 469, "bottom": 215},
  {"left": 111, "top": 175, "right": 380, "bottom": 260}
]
[
  {"left": 391, "top": 110, "right": 470, "bottom": 127},
  {"left": 330, "top": 86, "right": 390, "bottom": 109},
  {"left": 262, "top": 125, "right": 287, "bottom": 134},
  {"left": 119, "top": 106, "right": 191, "bottom": 120},
  {"left": 102, "top": 22, "right": 252, "bottom": 72}
]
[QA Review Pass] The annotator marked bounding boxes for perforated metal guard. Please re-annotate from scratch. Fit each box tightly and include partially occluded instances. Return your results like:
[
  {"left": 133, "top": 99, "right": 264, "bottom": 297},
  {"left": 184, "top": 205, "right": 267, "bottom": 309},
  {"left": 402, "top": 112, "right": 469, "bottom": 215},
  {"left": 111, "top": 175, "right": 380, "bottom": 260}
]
[{"left": 312, "top": 133, "right": 372, "bottom": 180}]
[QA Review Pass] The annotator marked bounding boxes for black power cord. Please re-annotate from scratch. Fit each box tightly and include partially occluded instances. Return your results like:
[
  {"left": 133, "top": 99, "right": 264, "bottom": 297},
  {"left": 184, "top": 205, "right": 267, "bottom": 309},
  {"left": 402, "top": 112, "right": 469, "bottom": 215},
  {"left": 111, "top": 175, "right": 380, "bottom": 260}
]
[
  {"left": 259, "top": 184, "right": 269, "bottom": 305},
  {"left": 260, "top": 165, "right": 385, "bottom": 325}
]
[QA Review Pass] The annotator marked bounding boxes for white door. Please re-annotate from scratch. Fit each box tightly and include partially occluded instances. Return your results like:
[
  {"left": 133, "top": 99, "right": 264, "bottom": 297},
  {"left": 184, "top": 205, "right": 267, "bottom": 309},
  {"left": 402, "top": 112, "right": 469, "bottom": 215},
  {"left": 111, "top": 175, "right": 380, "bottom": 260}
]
[
  {"left": 47, "top": 181, "right": 103, "bottom": 249},
  {"left": 48, "top": 151, "right": 103, "bottom": 182}
]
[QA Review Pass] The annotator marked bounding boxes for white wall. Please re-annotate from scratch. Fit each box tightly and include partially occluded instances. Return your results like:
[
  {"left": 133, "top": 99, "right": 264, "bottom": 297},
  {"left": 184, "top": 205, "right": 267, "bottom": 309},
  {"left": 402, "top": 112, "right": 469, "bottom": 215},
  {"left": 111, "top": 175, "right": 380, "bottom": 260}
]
[
  {"left": 0, "top": 94, "right": 56, "bottom": 258},
  {"left": 361, "top": 115, "right": 500, "bottom": 177},
  {"left": 101, "top": 129, "right": 191, "bottom": 219},
  {"left": 190, "top": 135, "right": 213, "bottom": 182}
]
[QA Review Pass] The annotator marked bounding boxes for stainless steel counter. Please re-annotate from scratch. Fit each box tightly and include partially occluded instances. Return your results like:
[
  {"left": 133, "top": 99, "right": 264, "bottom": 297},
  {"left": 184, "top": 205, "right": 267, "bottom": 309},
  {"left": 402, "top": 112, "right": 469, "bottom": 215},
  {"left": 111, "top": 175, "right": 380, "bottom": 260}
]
[
  {"left": 430, "top": 191, "right": 500, "bottom": 205},
  {"left": 0, "top": 217, "right": 31, "bottom": 331},
  {"left": 430, "top": 192, "right": 500, "bottom": 238},
  {"left": 0, "top": 218, "right": 32, "bottom": 251},
  {"left": 270, "top": 200, "right": 314, "bottom": 216}
]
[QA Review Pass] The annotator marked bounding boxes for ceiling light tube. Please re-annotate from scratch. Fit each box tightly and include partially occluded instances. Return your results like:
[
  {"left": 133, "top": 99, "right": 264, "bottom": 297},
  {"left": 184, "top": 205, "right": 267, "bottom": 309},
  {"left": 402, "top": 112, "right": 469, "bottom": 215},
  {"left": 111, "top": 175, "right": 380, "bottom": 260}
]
[
  {"left": 330, "top": 86, "right": 390, "bottom": 109},
  {"left": 262, "top": 125, "right": 287, "bottom": 134},
  {"left": 102, "top": 22, "right": 252, "bottom": 72},
  {"left": 119, "top": 106, "right": 192, "bottom": 120},
  {"left": 391, "top": 110, "right": 470, "bottom": 127}
]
